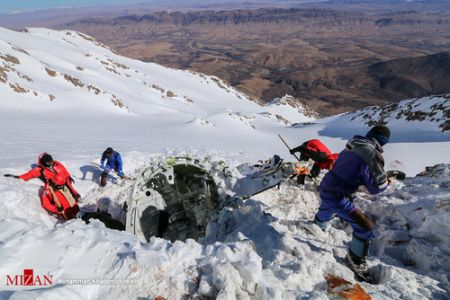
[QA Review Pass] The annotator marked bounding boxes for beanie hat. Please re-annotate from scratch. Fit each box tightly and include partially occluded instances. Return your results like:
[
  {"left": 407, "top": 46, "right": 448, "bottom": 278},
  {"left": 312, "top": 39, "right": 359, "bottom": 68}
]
[
  {"left": 366, "top": 125, "right": 391, "bottom": 146},
  {"left": 40, "top": 153, "right": 53, "bottom": 167},
  {"left": 105, "top": 147, "right": 114, "bottom": 155}
]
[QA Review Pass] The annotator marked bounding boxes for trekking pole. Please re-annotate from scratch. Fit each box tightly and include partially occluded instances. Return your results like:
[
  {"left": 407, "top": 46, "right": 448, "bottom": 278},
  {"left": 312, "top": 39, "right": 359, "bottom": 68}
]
[
  {"left": 278, "top": 134, "right": 301, "bottom": 161},
  {"left": 278, "top": 134, "right": 319, "bottom": 189}
]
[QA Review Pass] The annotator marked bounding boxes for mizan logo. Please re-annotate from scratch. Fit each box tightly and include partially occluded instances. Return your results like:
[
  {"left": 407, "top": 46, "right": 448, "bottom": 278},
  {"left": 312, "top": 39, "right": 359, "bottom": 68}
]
[{"left": 6, "top": 269, "right": 53, "bottom": 286}]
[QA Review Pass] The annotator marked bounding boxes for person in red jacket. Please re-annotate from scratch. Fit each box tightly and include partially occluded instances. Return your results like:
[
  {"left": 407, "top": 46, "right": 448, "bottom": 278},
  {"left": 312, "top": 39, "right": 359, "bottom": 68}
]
[
  {"left": 289, "top": 139, "right": 339, "bottom": 182},
  {"left": 4, "top": 153, "right": 80, "bottom": 220}
]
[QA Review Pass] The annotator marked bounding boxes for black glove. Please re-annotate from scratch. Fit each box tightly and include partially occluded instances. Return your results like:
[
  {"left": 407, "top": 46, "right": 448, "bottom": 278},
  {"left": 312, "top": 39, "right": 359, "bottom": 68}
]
[
  {"left": 299, "top": 153, "right": 309, "bottom": 161},
  {"left": 289, "top": 146, "right": 302, "bottom": 155},
  {"left": 69, "top": 177, "right": 75, "bottom": 184},
  {"left": 309, "top": 164, "right": 321, "bottom": 178},
  {"left": 4, "top": 174, "right": 19, "bottom": 179}
]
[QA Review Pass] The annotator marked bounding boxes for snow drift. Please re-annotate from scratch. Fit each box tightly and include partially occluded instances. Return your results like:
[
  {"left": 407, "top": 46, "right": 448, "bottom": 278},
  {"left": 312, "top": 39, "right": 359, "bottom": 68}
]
[{"left": 1, "top": 153, "right": 449, "bottom": 299}]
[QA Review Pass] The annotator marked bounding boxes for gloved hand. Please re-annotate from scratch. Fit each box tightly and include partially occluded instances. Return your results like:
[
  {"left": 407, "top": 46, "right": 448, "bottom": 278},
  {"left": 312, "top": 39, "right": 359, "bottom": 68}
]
[
  {"left": 69, "top": 177, "right": 75, "bottom": 184},
  {"left": 4, "top": 174, "right": 19, "bottom": 178},
  {"left": 99, "top": 164, "right": 105, "bottom": 171},
  {"left": 299, "top": 153, "right": 309, "bottom": 161},
  {"left": 289, "top": 149, "right": 297, "bottom": 155}
]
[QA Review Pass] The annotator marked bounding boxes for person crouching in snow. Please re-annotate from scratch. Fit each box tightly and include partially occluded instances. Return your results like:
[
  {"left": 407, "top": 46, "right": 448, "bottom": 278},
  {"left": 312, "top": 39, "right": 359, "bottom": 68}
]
[
  {"left": 4, "top": 153, "right": 80, "bottom": 220},
  {"left": 314, "top": 126, "right": 391, "bottom": 277},
  {"left": 100, "top": 147, "right": 124, "bottom": 186},
  {"left": 289, "top": 139, "right": 339, "bottom": 184}
]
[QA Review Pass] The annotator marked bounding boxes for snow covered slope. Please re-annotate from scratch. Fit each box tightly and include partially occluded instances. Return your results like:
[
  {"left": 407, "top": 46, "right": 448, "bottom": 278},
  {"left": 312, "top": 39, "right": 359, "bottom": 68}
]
[
  {"left": 312, "top": 95, "right": 450, "bottom": 142},
  {"left": 291, "top": 95, "right": 450, "bottom": 174},
  {"left": 0, "top": 27, "right": 315, "bottom": 120},
  {"left": 0, "top": 27, "right": 449, "bottom": 299},
  {"left": 0, "top": 27, "right": 318, "bottom": 169},
  {"left": 265, "top": 95, "right": 319, "bottom": 123}
]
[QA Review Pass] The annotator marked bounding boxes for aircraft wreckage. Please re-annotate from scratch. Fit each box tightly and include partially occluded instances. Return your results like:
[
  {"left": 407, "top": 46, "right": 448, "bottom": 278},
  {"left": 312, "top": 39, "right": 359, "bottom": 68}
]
[{"left": 82, "top": 156, "right": 300, "bottom": 242}]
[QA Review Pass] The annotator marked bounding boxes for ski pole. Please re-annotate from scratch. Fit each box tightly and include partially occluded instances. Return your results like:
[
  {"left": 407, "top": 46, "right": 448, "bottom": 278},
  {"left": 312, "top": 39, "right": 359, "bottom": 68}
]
[
  {"left": 278, "top": 134, "right": 301, "bottom": 161},
  {"left": 278, "top": 133, "right": 305, "bottom": 178},
  {"left": 278, "top": 134, "right": 319, "bottom": 188}
]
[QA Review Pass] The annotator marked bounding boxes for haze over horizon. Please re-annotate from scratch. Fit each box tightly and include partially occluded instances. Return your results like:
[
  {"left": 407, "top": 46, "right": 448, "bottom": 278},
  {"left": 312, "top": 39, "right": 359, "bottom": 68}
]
[
  {"left": 0, "top": 0, "right": 333, "bottom": 14},
  {"left": 0, "top": 0, "right": 148, "bottom": 14}
]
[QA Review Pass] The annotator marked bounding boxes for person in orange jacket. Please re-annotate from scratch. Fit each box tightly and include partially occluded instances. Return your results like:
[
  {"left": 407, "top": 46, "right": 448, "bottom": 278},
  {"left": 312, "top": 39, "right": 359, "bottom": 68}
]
[{"left": 4, "top": 153, "right": 80, "bottom": 220}]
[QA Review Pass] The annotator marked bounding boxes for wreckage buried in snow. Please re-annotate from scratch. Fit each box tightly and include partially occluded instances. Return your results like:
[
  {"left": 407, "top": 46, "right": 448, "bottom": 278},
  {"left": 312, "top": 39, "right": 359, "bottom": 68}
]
[
  {"left": 126, "top": 157, "right": 221, "bottom": 242},
  {"left": 85, "top": 156, "right": 300, "bottom": 242}
]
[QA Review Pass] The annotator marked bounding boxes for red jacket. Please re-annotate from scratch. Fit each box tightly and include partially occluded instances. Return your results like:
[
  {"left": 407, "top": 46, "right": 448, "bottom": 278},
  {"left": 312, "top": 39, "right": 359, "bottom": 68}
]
[
  {"left": 19, "top": 154, "right": 80, "bottom": 220},
  {"left": 296, "top": 139, "right": 339, "bottom": 170},
  {"left": 19, "top": 155, "right": 80, "bottom": 213},
  {"left": 20, "top": 161, "right": 71, "bottom": 183}
]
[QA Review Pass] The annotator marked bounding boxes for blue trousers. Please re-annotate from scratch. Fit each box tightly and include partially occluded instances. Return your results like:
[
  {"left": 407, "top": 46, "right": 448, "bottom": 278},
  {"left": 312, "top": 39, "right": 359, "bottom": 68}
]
[{"left": 315, "top": 196, "right": 374, "bottom": 241}]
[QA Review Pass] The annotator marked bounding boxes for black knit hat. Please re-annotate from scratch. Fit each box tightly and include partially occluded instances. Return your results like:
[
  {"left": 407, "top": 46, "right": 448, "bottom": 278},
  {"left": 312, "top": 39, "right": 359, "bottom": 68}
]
[
  {"left": 366, "top": 125, "right": 391, "bottom": 145},
  {"left": 40, "top": 154, "right": 53, "bottom": 166},
  {"left": 105, "top": 147, "right": 114, "bottom": 155}
]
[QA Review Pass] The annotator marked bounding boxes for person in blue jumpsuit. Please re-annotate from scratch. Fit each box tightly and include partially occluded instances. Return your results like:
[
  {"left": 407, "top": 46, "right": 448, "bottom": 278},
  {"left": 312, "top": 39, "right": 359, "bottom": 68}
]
[
  {"left": 315, "top": 125, "right": 391, "bottom": 276},
  {"left": 100, "top": 147, "right": 124, "bottom": 186}
]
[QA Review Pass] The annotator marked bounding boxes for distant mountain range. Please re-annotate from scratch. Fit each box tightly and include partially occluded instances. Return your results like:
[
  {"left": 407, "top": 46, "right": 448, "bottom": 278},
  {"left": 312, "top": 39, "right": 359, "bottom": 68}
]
[
  {"left": 59, "top": 6, "right": 450, "bottom": 115},
  {"left": 1, "top": 3, "right": 450, "bottom": 115}
]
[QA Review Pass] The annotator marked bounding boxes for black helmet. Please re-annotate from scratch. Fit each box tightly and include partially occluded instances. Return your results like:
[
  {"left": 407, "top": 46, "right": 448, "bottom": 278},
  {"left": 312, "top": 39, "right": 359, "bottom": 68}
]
[{"left": 40, "top": 153, "right": 54, "bottom": 167}]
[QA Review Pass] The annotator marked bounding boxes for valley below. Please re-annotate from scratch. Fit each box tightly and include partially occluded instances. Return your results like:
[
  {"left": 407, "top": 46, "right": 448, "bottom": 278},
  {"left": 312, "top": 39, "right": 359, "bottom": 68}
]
[{"left": 62, "top": 6, "right": 450, "bottom": 114}]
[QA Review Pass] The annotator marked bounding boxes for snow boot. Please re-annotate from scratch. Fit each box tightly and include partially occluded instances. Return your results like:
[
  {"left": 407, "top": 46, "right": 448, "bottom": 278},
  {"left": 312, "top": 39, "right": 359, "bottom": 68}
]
[
  {"left": 313, "top": 215, "right": 328, "bottom": 231},
  {"left": 346, "top": 234, "right": 372, "bottom": 282},
  {"left": 297, "top": 174, "right": 306, "bottom": 185}
]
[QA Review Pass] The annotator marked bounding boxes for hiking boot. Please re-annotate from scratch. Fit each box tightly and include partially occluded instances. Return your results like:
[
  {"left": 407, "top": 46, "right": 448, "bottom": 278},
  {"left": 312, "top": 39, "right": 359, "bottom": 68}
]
[
  {"left": 346, "top": 250, "right": 369, "bottom": 272},
  {"left": 345, "top": 251, "right": 372, "bottom": 282}
]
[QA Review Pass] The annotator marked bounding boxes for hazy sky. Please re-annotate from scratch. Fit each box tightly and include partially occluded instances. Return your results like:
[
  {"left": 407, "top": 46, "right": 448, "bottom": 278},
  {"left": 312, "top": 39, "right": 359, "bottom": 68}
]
[{"left": 0, "top": 0, "right": 149, "bottom": 13}]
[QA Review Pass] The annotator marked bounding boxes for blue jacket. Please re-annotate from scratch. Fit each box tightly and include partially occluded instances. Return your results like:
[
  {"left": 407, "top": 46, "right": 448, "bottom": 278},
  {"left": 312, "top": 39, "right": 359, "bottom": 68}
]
[
  {"left": 101, "top": 151, "right": 123, "bottom": 176},
  {"left": 319, "top": 136, "right": 388, "bottom": 200}
]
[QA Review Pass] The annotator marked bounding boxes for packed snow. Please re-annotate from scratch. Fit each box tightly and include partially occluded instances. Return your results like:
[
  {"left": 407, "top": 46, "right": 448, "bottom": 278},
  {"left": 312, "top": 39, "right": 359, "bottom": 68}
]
[{"left": 0, "top": 27, "right": 449, "bottom": 299}]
